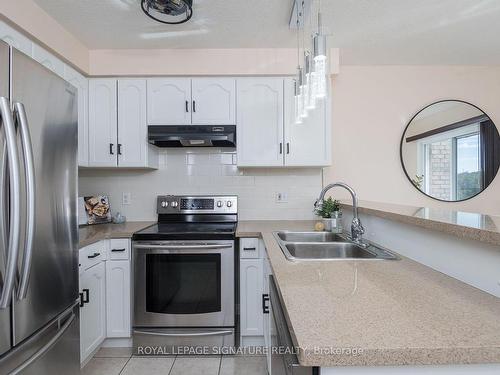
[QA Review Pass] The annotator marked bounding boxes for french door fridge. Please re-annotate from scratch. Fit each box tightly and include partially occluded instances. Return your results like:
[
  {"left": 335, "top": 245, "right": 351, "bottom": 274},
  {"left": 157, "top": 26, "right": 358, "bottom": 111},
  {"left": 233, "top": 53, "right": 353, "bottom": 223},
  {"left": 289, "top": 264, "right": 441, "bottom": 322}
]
[{"left": 0, "top": 40, "right": 79, "bottom": 374}]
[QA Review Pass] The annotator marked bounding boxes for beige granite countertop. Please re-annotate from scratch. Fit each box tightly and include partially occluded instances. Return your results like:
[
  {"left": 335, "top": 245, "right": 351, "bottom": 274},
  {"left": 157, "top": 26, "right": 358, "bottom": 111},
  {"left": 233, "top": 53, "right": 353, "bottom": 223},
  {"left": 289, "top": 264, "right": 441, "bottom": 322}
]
[
  {"left": 341, "top": 200, "right": 500, "bottom": 247},
  {"left": 79, "top": 221, "right": 155, "bottom": 248},
  {"left": 236, "top": 220, "right": 500, "bottom": 367}
]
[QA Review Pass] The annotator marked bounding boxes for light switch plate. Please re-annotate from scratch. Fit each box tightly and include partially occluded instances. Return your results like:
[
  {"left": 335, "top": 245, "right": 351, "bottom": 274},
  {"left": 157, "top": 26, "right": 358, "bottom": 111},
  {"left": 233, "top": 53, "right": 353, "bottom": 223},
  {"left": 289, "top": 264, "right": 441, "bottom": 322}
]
[
  {"left": 122, "top": 192, "right": 131, "bottom": 205},
  {"left": 275, "top": 192, "right": 288, "bottom": 203}
]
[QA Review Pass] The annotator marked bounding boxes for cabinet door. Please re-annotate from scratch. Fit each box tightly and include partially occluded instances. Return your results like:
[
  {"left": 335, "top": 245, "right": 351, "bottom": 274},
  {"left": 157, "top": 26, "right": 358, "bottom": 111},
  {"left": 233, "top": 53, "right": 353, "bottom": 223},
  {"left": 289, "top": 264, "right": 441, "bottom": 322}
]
[
  {"left": 284, "top": 78, "right": 331, "bottom": 166},
  {"left": 237, "top": 78, "right": 284, "bottom": 167},
  {"left": 88, "top": 79, "right": 118, "bottom": 167},
  {"left": 0, "top": 21, "right": 32, "bottom": 56},
  {"left": 105, "top": 260, "right": 131, "bottom": 338},
  {"left": 118, "top": 79, "right": 148, "bottom": 167},
  {"left": 80, "top": 262, "right": 106, "bottom": 363},
  {"left": 31, "top": 44, "right": 65, "bottom": 78},
  {"left": 64, "top": 65, "right": 89, "bottom": 167},
  {"left": 240, "top": 258, "right": 264, "bottom": 337},
  {"left": 262, "top": 255, "right": 272, "bottom": 373},
  {"left": 147, "top": 78, "right": 191, "bottom": 125},
  {"left": 191, "top": 78, "right": 236, "bottom": 125}
]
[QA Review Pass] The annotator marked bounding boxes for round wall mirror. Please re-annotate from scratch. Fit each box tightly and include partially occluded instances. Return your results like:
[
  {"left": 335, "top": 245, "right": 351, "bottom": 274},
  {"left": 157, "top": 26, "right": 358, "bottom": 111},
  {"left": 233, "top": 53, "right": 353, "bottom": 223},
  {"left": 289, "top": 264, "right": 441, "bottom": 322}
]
[{"left": 400, "top": 100, "right": 500, "bottom": 202}]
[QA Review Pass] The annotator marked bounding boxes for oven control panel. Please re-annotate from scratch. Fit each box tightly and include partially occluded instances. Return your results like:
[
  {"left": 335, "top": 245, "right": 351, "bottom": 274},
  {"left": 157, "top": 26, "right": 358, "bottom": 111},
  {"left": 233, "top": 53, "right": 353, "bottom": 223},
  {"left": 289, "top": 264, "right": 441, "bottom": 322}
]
[{"left": 157, "top": 195, "right": 238, "bottom": 214}]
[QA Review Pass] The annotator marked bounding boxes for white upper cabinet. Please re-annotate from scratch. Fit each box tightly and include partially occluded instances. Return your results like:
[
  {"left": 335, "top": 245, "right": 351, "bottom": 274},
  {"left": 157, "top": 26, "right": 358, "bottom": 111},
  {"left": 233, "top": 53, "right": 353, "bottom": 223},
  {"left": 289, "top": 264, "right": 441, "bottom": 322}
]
[
  {"left": 118, "top": 79, "right": 149, "bottom": 167},
  {"left": 191, "top": 78, "right": 236, "bottom": 125},
  {"left": 31, "top": 44, "right": 65, "bottom": 78},
  {"left": 236, "top": 78, "right": 284, "bottom": 167},
  {"left": 88, "top": 79, "right": 118, "bottom": 167},
  {"left": 147, "top": 78, "right": 191, "bottom": 125},
  {"left": 0, "top": 21, "right": 32, "bottom": 56},
  {"left": 64, "top": 65, "right": 89, "bottom": 167},
  {"left": 283, "top": 78, "right": 331, "bottom": 167}
]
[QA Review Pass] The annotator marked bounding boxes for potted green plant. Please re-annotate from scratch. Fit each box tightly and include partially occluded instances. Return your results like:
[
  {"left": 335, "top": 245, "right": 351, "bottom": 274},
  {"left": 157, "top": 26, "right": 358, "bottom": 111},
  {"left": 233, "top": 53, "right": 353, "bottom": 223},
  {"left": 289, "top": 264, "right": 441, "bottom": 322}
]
[{"left": 314, "top": 197, "right": 342, "bottom": 233}]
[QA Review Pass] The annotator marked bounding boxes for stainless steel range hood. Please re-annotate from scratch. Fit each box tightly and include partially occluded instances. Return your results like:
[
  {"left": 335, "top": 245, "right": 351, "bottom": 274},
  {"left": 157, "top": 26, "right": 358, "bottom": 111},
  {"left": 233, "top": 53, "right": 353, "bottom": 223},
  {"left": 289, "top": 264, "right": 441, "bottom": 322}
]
[{"left": 148, "top": 125, "right": 236, "bottom": 147}]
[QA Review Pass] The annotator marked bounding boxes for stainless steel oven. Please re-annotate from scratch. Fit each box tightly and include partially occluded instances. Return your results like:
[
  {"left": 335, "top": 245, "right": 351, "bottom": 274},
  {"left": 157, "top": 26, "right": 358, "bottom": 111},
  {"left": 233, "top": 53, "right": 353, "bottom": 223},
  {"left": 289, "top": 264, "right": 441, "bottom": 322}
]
[
  {"left": 134, "top": 240, "right": 235, "bottom": 328},
  {"left": 132, "top": 195, "right": 238, "bottom": 351}
]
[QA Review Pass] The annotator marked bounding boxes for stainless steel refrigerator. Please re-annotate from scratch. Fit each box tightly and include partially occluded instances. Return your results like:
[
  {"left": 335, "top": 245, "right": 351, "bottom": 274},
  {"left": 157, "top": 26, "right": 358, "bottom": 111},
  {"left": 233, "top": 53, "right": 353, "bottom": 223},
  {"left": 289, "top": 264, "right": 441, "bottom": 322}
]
[{"left": 0, "top": 40, "right": 79, "bottom": 374}]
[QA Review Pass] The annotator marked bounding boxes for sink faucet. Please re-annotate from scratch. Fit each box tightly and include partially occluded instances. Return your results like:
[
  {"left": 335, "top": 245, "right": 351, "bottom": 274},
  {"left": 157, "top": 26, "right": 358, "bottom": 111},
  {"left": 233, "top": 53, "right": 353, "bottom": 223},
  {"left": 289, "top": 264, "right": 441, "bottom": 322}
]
[{"left": 314, "top": 182, "right": 365, "bottom": 243}]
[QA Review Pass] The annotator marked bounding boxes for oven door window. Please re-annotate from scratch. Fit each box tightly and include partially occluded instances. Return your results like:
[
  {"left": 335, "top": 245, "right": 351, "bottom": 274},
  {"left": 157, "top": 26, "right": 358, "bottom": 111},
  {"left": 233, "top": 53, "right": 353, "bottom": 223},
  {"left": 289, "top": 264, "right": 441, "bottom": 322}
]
[{"left": 146, "top": 254, "right": 221, "bottom": 314}]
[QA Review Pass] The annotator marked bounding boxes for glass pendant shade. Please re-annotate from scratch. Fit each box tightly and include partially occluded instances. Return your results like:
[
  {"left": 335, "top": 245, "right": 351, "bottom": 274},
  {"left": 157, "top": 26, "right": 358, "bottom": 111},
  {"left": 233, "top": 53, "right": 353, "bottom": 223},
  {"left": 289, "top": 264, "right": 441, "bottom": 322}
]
[
  {"left": 294, "top": 77, "right": 303, "bottom": 124},
  {"left": 299, "top": 67, "right": 308, "bottom": 118},
  {"left": 305, "top": 53, "right": 316, "bottom": 110},
  {"left": 313, "top": 33, "right": 327, "bottom": 99}
]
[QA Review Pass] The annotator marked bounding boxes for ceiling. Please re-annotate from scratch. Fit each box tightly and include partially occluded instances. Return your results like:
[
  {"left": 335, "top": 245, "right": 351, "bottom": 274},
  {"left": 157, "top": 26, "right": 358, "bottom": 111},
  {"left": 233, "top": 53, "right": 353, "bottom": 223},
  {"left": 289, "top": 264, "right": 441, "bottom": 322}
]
[{"left": 33, "top": 0, "right": 500, "bottom": 64}]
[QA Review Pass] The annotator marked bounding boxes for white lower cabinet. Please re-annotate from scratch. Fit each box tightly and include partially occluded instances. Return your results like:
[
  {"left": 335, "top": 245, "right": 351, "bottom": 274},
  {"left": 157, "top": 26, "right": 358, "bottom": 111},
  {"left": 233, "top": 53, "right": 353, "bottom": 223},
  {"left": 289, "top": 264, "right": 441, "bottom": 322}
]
[
  {"left": 240, "top": 238, "right": 273, "bottom": 354},
  {"left": 79, "top": 261, "right": 106, "bottom": 362},
  {"left": 105, "top": 260, "right": 131, "bottom": 338},
  {"left": 240, "top": 258, "right": 264, "bottom": 338},
  {"left": 79, "top": 239, "right": 132, "bottom": 364},
  {"left": 263, "top": 256, "right": 272, "bottom": 372}
]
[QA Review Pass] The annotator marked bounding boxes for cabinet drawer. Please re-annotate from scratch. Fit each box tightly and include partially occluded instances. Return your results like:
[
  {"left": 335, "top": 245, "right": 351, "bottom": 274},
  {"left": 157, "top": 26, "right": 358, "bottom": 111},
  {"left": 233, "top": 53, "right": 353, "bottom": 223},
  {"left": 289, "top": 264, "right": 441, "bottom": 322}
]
[
  {"left": 80, "top": 241, "right": 106, "bottom": 270},
  {"left": 108, "top": 239, "right": 130, "bottom": 260},
  {"left": 240, "top": 238, "right": 260, "bottom": 259}
]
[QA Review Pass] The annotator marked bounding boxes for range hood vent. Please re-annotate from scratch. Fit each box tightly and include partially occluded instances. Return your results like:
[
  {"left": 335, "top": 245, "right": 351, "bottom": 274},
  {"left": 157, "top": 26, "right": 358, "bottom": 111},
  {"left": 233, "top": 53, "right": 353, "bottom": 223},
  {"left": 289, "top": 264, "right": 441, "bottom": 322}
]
[{"left": 148, "top": 125, "right": 236, "bottom": 148}]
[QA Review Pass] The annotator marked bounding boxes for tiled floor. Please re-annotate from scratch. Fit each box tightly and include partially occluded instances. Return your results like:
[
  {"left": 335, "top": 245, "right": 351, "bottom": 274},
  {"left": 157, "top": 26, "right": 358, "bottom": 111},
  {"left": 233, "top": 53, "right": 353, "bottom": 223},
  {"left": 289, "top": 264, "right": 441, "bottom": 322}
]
[{"left": 82, "top": 348, "right": 267, "bottom": 375}]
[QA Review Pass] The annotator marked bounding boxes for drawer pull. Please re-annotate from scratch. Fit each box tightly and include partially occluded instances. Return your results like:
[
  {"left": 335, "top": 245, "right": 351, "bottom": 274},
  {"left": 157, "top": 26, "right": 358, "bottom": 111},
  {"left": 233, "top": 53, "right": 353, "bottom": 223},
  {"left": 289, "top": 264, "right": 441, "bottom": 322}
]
[
  {"left": 111, "top": 248, "right": 126, "bottom": 252},
  {"left": 87, "top": 252, "right": 100, "bottom": 259},
  {"left": 243, "top": 247, "right": 256, "bottom": 251}
]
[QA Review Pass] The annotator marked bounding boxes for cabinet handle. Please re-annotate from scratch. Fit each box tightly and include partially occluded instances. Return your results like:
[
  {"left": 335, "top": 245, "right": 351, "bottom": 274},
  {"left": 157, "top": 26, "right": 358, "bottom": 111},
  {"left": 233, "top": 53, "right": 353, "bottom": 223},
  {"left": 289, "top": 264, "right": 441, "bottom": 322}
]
[
  {"left": 243, "top": 247, "right": 256, "bottom": 251},
  {"left": 109, "top": 143, "right": 114, "bottom": 155},
  {"left": 111, "top": 248, "right": 126, "bottom": 252},
  {"left": 279, "top": 143, "right": 283, "bottom": 154},
  {"left": 117, "top": 143, "right": 122, "bottom": 155},
  {"left": 87, "top": 252, "right": 100, "bottom": 259},
  {"left": 286, "top": 142, "right": 290, "bottom": 154},
  {"left": 192, "top": 100, "right": 196, "bottom": 112},
  {"left": 185, "top": 100, "right": 189, "bottom": 113},
  {"left": 262, "top": 294, "right": 270, "bottom": 314},
  {"left": 83, "top": 289, "right": 89, "bottom": 304},
  {"left": 79, "top": 292, "right": 84, "bottom": 307}
]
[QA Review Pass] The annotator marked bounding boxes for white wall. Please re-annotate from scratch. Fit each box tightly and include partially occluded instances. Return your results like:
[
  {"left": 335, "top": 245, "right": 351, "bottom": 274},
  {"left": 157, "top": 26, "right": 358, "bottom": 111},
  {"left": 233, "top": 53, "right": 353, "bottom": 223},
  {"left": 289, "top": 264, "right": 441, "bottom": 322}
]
[
  {"left": 78, "top": 149, "right": 322, "bottom": 221},
  {"left": 324, "top": 65, "right": 500, "bottom": 216}
]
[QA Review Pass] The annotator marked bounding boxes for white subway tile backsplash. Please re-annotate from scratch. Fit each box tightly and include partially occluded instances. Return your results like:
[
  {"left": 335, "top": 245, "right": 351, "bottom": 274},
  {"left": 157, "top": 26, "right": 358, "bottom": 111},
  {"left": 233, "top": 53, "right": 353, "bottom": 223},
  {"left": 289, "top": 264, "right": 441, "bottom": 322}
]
[{"left": 79, "top": 149, "right": 322, "bottom": 221}]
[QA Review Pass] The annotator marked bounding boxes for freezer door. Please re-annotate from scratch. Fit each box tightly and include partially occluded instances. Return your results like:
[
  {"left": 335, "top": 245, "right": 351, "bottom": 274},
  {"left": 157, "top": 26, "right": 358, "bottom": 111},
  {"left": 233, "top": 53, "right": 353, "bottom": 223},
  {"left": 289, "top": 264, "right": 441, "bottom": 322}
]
[
  {"left": 11, "top": 48, "right": 78, "bottom": 345},
  {"left": 0, "top": 302, "right": 80, "bottom": 375},
  {"left": 0, "top": 39, "right": 11, "bottom": 357}
]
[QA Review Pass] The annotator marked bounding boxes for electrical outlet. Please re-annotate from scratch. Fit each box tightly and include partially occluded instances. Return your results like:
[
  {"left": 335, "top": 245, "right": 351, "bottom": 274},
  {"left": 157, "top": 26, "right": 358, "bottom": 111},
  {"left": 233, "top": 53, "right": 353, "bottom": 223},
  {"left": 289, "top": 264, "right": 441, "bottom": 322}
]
[
  {"left": 275, "top": 192, "right": 288, "bottom": 203},
  {"left": 122, "top": 192, "right": 131, "bottom": 205}
]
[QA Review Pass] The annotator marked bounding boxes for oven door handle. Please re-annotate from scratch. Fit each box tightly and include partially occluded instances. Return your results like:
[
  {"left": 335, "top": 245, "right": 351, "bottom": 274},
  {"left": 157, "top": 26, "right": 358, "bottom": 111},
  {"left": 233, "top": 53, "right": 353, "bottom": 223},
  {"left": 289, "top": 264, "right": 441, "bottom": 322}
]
[
  {"left": 133, "top": 244, "right": 233, "bottom": 250},
  {"left": 133, "top": 329, "right": 233, "bottom": 337}
]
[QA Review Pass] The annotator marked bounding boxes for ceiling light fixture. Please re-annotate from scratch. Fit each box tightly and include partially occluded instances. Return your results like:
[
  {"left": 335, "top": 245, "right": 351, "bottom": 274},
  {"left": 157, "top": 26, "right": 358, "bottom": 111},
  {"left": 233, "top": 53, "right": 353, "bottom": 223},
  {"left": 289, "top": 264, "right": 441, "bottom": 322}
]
[{"left": 141, "top": 0, "right": 193, "bottom": 25}]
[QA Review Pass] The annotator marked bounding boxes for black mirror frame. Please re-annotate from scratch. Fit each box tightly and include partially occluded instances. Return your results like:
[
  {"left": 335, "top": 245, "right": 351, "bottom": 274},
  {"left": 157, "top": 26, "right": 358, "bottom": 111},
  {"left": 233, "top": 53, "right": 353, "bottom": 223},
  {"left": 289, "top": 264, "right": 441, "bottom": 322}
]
[{"left": 400, "top": 99, "right": 498, "bottom": 203}]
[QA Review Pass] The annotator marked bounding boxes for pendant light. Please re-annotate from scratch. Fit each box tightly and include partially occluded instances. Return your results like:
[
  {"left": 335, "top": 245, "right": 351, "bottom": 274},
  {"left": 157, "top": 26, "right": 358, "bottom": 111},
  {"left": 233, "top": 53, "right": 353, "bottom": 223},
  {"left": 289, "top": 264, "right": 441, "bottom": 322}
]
[
  {"left": 294, "top": 4, "right": 304, "bottom": 124},
  {"left": 312, "top": 0, "right": 327, "bottom": 99},
  {"left": 294, "top": 78, "right": 303, "bottom": 124}
]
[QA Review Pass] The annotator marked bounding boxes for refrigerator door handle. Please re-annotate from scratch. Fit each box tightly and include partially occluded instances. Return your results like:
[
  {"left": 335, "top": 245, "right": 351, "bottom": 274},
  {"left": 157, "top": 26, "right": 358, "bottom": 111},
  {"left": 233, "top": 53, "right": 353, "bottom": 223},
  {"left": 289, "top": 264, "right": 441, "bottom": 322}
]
[
  {"left": 8, "top": 307, "right": 76, "bottom": 375},
  {"left": 13, "top": 102, "right": 36, "bottom": 300},
  {"left": 0, "top": 96, "right": 21, "bottom": 309}
]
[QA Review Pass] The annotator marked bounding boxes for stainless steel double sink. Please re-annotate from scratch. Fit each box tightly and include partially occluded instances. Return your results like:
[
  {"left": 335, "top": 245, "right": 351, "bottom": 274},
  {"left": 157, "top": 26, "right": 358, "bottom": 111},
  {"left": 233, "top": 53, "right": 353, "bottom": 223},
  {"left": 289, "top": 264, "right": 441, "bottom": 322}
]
[{"left": 273, "top": 231, "right": 399, "bottom": 261}]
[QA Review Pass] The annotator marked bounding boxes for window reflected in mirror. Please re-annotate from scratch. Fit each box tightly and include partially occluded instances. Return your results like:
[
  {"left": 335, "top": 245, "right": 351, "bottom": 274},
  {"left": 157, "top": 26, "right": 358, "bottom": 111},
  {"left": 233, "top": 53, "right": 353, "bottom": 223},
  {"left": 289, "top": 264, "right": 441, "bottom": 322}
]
[{"left": 400, "top": 100, "right": 500, "bottom": 202}]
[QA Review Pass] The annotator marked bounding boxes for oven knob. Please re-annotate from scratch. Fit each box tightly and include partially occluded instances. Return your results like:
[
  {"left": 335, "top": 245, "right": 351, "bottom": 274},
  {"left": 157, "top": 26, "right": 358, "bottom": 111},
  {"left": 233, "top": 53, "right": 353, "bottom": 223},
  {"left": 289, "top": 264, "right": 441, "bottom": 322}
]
[
  {"left": 226, "top": 201, "right": 232, "bottom": 208},
  {"left": 217, "top": 201, "right": 223, "bottom": 208},
  {"left": 171, "top": 201, "right": 178, "bottom": 208},
  {"left": 161, "top": 201, "right": 168, "bottom": 208}
]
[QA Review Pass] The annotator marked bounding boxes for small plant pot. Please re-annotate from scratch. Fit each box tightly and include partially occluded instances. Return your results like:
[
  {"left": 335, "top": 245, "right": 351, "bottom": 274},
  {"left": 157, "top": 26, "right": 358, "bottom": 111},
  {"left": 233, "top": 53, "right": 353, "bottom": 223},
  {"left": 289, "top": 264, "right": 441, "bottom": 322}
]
[{"left": 322, "top": 211, "right": 342, "bottom": 233}]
